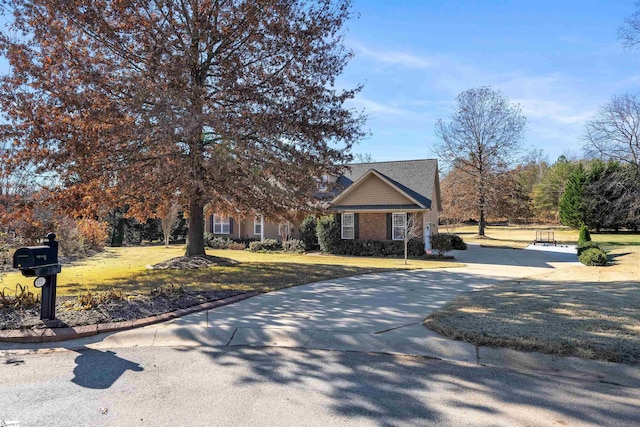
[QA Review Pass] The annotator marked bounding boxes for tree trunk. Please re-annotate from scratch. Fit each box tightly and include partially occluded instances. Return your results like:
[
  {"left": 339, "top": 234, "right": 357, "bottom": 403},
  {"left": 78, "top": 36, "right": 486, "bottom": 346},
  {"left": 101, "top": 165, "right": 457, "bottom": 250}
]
[
  {"left": 111, "top": 218, "right": 125, "bottom": 247},
  {"left": 404, "top": 239, "right": 408, "bottom": 265},
  {"left": 185, "top": 198, "right": 206, "bottom": 256},
  {"left": 478, "top": 208, "right": 486, "bottom": 236}
]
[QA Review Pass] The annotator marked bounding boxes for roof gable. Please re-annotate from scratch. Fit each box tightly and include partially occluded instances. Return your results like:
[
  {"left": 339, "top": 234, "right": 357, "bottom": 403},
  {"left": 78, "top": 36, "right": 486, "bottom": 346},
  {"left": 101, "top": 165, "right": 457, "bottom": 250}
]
[
  {"left": 333, "top": 159, "right": 440, "bottom": 209},
  {"left": 331, "top": 169, "right": 426, "bottom": 208}
]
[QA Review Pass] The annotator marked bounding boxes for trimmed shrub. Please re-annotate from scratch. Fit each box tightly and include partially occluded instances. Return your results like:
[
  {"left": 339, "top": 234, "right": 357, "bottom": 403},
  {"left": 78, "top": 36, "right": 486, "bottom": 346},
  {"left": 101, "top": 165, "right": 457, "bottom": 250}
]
[
  {"left": 449, "top": 234, "right": 467, "bottom": 250},
  {"left": 578, "top": 225, "right": 591, "bottom": 246},
  {"left": 300, "top": 215, "right": 318, "bottom": 250},
  {"left": 431, "top": 234, "right": 453, "bottom": 255},
  {"left": 431, "top": 234, "right": 466, "bottom": 255},
  {"left": 577, "top": 240, "right": 600, "bottom": 256},
  {"left": 204, "top": 235, "right": 233, "bottom": 249},
  {"left": 233, "top": 238, "right": 260, "bottom": 246},
  {"left": 249, "top": 238, "right": 281, "bottom": 252},
  {"left": 204, "top": 236, "right": 253, "bottom": 249},
  {"left": 316, "top": 215, "right": 341, "bottom": 253},
  {"left": 579, "top": 247, "right": 608, "bottom": 266},
  {"left": 328, "top": 238, "right": 424, "bottom": 257},
  {"left": 282, "top": 239, "right": 305, "bottom": 253}
]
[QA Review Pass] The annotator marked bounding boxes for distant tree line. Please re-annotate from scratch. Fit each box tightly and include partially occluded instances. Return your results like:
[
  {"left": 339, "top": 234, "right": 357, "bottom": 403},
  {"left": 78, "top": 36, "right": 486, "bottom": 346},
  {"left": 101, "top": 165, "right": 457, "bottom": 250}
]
[{"left": 441, "top": 155, "right": 640, "bottom": 232}]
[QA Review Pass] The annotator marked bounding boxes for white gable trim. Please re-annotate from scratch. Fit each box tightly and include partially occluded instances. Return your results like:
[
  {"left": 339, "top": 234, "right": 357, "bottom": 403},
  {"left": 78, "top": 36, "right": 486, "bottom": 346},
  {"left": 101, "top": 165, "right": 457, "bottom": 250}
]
[{"left": 331, "top": 169, "right": 427, "bottom": 209}]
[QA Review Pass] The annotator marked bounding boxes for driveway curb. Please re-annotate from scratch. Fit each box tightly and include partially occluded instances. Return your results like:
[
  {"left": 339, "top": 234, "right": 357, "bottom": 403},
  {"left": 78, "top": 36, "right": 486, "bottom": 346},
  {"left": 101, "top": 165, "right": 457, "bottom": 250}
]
[{"left": 0, "top": 291, "right": 260, "bottom": 344}]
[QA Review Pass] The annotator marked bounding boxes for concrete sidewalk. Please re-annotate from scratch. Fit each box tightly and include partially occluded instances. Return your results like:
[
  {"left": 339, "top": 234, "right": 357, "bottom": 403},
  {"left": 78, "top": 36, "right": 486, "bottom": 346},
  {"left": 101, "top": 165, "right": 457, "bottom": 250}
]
[{"left": 2, "top": 245, "right": 638, "bottom": 387}]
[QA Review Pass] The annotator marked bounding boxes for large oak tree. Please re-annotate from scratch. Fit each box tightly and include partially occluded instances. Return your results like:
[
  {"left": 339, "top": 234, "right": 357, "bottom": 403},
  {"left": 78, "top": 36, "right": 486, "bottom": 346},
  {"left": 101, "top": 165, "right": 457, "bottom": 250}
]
[
  {"left": 0, "top": 0, "right": 364, "bottom": 256},
  {"left": 434, "top": 87, "right": 527, "bottom": 236}
]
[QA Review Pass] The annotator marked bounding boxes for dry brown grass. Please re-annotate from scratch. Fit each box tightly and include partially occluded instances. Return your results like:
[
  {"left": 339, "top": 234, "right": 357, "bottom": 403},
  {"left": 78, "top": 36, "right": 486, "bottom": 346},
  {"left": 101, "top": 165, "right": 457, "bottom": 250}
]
[
  {"left": 425, "top": 278, "right": 640, "bottom": 364},
  {"left": 425, "top": 229, "right": 640, "bottom": 364}
]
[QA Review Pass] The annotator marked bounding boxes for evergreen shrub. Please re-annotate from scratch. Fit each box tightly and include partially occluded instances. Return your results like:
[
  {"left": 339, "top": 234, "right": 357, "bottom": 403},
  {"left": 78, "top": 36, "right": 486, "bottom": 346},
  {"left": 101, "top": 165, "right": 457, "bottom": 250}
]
[
  {"left": 577, "top": 240, "right": 600, "bottom": 256},
  {"left": 300, "top": 215, "right": 318, "bottom": 250},
  {"left": 578, "top": 225, "right": 591, "bottom": 245},
  {"left": 316, "top": 216, "right": 341, "bottom": 253},
  {"left": 579, "top": 248, "right": 608, "bottom": 266}
]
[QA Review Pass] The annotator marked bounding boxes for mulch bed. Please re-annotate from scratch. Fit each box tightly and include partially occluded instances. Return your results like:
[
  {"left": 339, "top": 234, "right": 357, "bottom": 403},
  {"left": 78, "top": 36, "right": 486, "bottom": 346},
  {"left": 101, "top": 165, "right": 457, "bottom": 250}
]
[
  {"left": 0, "top": 290, "right": 246, "bottom": 331},
  {"left": 1, "top": 255, "right": 244, "bottom": 331},
  {"left": 148, "top": 255, "right": 238, "bottom": 269}
]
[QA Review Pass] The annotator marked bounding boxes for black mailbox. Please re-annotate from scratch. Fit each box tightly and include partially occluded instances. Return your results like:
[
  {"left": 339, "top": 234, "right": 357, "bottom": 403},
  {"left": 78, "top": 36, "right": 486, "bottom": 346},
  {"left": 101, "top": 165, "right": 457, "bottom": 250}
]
[
  {"left": 12, "top": 233, "right": 61, "bottom": 320},
  {"left": 13, "top": 245, "right": 61, "bottom": 277}
]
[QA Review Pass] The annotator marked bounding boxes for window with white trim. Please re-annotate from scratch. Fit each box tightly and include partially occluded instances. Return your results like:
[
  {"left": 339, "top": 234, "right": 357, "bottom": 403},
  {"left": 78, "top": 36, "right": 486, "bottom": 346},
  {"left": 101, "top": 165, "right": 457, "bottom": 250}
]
[
  {"left": 254, "top": 216, "right": 263, "bottom": 235},
  {"left": 341, "top": 213, "right": 354, "bottom": 239},
  {"left": 392, "top": 213, "right": 406, "bottom": 241},
  {"left": 213, "top": 214, "right": 230, "bottom": 234}
]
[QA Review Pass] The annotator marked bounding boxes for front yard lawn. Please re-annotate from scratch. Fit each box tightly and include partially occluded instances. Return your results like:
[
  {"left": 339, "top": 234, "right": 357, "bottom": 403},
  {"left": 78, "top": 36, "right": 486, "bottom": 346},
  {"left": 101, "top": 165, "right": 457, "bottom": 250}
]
[
  {"left": 425, "top": 278, "right": 640, "bottom": 364},
  {"left": 425, "top": 235, "right": 640, "bottom": 364},
  {"left": 1, "top": 245, "right": 461, "bottom": 330},
  {"left": 1, "top": 245, "right": 461, "bottom": 296},
  {"left": 449, "top": 224, "right": 640, "bottom": 249}
]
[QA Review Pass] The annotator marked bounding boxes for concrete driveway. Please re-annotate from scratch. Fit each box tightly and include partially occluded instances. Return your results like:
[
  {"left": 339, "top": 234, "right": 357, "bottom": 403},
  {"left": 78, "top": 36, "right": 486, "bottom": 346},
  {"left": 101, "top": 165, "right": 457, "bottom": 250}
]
[{"left": 35, "top": 244, "right": 593, "bottom": 366}]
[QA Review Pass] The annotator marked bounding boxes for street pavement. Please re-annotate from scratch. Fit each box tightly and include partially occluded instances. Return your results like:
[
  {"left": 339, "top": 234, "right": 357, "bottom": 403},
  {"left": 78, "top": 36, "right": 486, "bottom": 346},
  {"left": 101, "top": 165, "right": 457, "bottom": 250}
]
[
  {"left": 1, "top": 244, "right": 639, "bottom": 425},
  {"left": 2, "top": 346, "right": 639, "bottom": 427}
]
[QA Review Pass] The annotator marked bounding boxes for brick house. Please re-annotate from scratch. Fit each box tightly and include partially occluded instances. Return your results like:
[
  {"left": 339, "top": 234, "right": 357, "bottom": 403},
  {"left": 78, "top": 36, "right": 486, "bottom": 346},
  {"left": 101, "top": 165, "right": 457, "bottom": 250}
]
[
  {"left": 328, "top": 159, "right": 441, "bottom": 249},
  {"left": 205, "top": 159, "right": 441, "bottom": 248}
]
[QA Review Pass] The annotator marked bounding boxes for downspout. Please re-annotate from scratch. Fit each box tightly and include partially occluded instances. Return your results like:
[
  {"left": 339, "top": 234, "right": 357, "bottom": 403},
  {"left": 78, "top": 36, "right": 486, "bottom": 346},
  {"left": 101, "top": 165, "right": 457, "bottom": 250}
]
[{"left": 261, "top": 215, "right": 264, "bottom": 242}]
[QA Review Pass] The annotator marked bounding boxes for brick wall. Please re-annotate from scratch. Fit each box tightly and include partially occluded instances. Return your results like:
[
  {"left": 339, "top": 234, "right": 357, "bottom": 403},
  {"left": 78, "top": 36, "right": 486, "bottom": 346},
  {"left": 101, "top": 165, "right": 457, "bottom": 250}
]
[{"left": 358, "top": 213, "right": 387, "bottom": 240}]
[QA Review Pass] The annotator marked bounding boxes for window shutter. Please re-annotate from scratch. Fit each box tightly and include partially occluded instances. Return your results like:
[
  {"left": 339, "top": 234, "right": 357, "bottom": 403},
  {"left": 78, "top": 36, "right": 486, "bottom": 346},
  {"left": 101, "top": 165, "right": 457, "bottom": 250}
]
[
  {"left": 229, "top": 217, "right": 234, "bottom": 234},
  {"left": 386, "top": 213, "right": 392, "bottom": 240},
  {"left": 209, "top": 214, "right": 214, "bottom": 234},
  {"left": 354, "top": 213, "right": 360, "bottom": 240},
  {"left": 335, "top": 213, "right": 342, "bottom": 228}
]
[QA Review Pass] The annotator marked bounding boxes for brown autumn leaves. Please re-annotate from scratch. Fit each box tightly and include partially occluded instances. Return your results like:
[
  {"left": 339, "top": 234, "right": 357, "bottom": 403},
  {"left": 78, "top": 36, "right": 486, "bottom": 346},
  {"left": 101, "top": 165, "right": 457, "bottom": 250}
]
[{"left": 0, "top": 0, "right": 364, "bottom": 255}]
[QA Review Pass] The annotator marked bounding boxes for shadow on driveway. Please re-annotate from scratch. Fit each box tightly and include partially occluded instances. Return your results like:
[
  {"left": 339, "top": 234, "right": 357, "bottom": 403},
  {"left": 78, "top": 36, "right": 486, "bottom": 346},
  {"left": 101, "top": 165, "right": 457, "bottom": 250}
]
[{"left": 189, "top": 346, "right": 639, "bottom": 426}]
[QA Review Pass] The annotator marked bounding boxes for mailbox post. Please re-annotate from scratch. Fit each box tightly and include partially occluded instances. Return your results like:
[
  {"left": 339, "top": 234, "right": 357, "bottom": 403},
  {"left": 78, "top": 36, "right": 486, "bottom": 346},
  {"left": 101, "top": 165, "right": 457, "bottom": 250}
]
[{"left": 13, "top": 233, "right": 62, "bottom": 320}]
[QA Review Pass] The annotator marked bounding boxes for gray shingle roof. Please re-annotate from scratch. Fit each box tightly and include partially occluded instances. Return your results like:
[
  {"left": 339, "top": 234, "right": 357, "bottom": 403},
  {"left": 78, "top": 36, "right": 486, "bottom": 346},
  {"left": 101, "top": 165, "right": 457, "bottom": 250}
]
[{"left": 335, "top": 159, "right": 440, "bottom": 209}]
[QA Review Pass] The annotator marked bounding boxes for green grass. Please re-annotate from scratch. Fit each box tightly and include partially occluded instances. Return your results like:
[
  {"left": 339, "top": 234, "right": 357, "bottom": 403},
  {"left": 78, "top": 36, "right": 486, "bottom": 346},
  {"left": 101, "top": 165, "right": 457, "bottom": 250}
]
[
  {"left": 0, "top": 245, "right": 461, "bottom": 296},
  {"left": 447, "top": 224, "right": 640, "bottom": 249}
]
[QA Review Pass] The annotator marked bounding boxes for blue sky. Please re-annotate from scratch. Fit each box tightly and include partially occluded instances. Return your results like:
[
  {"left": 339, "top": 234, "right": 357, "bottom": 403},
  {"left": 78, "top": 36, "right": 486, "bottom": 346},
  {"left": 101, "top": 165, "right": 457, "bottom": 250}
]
[
  {"left": 342, "top": 0, "right": 640, "bottom": 164},
  {"left": 1, "top": 1, "right": 638, "bottom": 166}
]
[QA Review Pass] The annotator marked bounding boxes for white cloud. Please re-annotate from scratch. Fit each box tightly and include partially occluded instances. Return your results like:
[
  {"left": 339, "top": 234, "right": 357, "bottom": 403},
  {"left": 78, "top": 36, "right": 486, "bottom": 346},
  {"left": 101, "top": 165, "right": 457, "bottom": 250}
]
[
  {"left": 514, "top": 98, "right": 595, "bottom": 125},
  {"left": 349, "top": 40, "right": 438, "bottom": 69},
  {"left": 349, "top": 96, "right": 408, "bottom": 116}
]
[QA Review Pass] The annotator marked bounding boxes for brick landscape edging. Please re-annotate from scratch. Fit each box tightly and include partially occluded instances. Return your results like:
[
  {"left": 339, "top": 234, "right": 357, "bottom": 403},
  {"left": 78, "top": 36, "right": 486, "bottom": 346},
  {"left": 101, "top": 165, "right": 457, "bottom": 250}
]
[{"left": 0, "top": 291, "right": 260, "bottom": 344}]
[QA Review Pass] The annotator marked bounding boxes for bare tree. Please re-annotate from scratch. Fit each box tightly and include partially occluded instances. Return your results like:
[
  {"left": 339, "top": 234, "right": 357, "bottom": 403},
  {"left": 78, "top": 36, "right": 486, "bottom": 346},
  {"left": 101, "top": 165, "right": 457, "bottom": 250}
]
[
  {"left": 402, "top": 213, "right": 423, "bottom": 265},
  {"left": 160, "top": 201, "right": 181, "bottom": 248},
  {"left": 583, "top": 93, "right": 640, "bottom": 174},
  {"left": 434, "top": 87, "right": 527, "bottom": 236},
  {"left": 619, "top": 2, "right": 640, "bottom": 50},
  {"left": 353, "top": 153, "right": 375, "bottom": 163}
]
